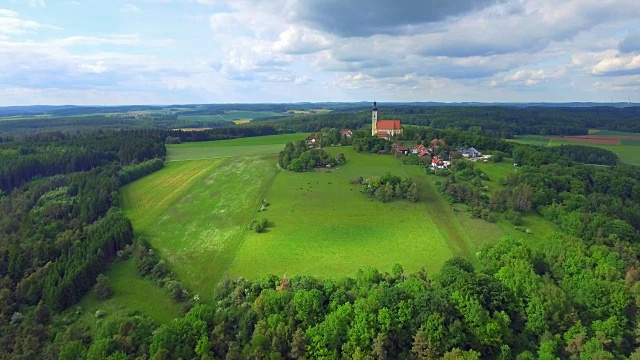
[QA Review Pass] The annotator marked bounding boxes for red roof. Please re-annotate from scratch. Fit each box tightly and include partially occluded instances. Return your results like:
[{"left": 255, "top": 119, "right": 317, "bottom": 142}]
[
  {"left": 432, "top": 157, "right": 441, "bottom": 164},
  {"left": 376, "top": 120, "right": 402, "bottom": 130}
]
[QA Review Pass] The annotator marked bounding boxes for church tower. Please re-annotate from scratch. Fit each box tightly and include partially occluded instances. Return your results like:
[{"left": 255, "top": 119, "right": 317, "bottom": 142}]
[{"left": 371, "top": 101, "right": 378, "bottom": 136}]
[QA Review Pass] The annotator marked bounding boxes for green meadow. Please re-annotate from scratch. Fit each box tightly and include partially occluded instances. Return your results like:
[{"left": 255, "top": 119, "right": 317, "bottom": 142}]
[
  {"left": 166, "top": 133, "right": 307, "bottom": 161},
  {"left": 228, "top": 148, "right": 457, "bottom": 278},
  {"left": 121, "top": 155, "right": 278, "bottom": 299}
]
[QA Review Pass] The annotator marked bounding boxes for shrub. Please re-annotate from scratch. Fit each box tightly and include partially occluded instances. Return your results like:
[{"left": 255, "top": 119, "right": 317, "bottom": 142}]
[{"left": 95, "top": 274, "right": 113, "bottom": 300}]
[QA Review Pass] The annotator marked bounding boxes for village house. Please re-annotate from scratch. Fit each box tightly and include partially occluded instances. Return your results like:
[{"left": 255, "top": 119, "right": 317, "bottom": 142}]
[
  {"left": 461, "top": 147, "right": 482, "bottom": 158},
  {"left": 306, "top": 136, "right": 316, "bottom": 145},
  {"left": 340, "top": 129, "right": 353, "bottom": 138},
  {"left": 371, "top": 101, "right": 403, "bottom": 139},
  {"left": 431, "top": 157, "right": 450, "bottom": 169},
  {"left": 412, "top": 144, "right": 430, "bottom": 157}
]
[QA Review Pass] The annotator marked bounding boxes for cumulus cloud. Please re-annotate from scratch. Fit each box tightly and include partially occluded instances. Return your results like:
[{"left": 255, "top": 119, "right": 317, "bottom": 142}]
[
  {"left": 273, "top": 26, "right": 330, "bottom": 54},
  {"left": 0, "top": 9, "right": 56, "bottom": 38},
  {"left": 593, "top": 54, "right": 640, "bottom": 76}
]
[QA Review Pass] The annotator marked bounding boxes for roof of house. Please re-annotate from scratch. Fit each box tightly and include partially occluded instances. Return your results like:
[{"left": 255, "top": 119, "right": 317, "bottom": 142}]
[
  {"left": 375, "top": 131, "right": 390, "bottom": 138},
  {"left": 376, "top": 120, "right": 402, "bottom": 130},
  {"left": 432, "top": 157, "right": 441, "bottom": 164},
  {"left": 397, "top": 146, "right": 409, "bottom": 151},
  {"left": 340, "top": 129, "right": 352, "bottom": 135},
  {"left": 430, "top": 138, "right": 445, "bottom": 146}
]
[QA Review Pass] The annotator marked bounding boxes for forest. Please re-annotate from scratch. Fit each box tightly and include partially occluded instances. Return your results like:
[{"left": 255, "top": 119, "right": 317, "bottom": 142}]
[{"left": 0, "top": 130, "right": 166, "bottom": 358}]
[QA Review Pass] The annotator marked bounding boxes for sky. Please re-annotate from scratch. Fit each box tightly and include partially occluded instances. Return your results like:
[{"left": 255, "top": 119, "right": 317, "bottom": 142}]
[{"left": 0, "top": 0, "right": 639, "bottom": 105}]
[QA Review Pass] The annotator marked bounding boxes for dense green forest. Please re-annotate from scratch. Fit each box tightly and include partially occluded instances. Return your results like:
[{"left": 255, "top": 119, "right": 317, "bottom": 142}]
[{"left": 0, "top": 130, "right": 166, "bottom": 358}]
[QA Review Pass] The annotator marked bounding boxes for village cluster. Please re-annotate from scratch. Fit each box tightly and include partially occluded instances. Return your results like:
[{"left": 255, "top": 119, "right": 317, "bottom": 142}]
[{"left": 305, "top": 102, "right": 490, "bottom": 170}]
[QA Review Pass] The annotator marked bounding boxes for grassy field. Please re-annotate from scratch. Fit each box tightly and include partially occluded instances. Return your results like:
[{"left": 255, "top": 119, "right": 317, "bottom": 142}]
[
  {"left": 166, "top": 133, "right": 307, "bottom": 161},
  {"left": 76, "top": 259, "right": 183, "bottom": 324},
  {"left": 121, "top": 155, "right": 279, "bottom": 299},
  {"left": 228, "top": 148, "right": 462, "bottom": 278},
  {"left": 510, "top": 135, "right": 551, "bottom": 146}
]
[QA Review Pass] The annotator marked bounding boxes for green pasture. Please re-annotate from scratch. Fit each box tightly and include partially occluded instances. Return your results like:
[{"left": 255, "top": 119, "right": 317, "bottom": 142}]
[
  {"left": 76, "top": 259, "right": 182, "bottom": 324},
  {"left": 121, "top": 155, "right": 279, "bottom": 299},
  {"left": 510, "top": 135, "right": 550, "bottom": 146},
  {"left": 166, "top": 133, "right": 307, "bottom": 161},
  {"left": 229, "top": 148, "right": 460, "bottom": 279}
]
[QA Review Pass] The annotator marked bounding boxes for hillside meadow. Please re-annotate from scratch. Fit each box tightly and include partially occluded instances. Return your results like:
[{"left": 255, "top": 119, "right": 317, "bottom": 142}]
[{"left": 228, "top": 147, "right": 456, "bottom": 279}]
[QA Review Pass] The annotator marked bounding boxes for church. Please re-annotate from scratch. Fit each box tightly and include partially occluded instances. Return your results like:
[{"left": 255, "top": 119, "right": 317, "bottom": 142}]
[{"left": 371, "top": 101, "right": 402, "bottom": 139}]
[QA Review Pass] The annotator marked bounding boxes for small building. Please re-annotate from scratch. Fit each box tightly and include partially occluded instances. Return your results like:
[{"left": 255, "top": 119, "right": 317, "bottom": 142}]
[
  {"left": 340, "top": 129, "right": 353, "bottom": 138},
  {"left": 413, "top": 144, "right": 429, "bottom": 157},
  {"left": 431, "top": 157, "right": 449, "bottom": 169},
  {"left": 462, "top": 147, "right": 482, "bottom": 158},
  {"left": 306, "top": 136, "right": 316, "bottom": 145}
]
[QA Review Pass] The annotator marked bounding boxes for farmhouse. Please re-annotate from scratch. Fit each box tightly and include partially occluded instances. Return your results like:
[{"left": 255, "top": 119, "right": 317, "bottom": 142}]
[
  {"left": 371, "top": 101, "right": 403, "bottom": 139},
  {"left": 431, "top": 157, "right": 450, "bottom": 169},
  {"left": 412, "top": 144, "right": 430, "bottom": 157},
  {"left": 461, "top": 147, "right": 482, "bottom": 158}
]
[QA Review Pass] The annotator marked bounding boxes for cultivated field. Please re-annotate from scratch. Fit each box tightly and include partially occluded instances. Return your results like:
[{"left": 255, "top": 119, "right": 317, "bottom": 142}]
[{"left": 177, "top": 111, "right": 288, "bottom": 123}]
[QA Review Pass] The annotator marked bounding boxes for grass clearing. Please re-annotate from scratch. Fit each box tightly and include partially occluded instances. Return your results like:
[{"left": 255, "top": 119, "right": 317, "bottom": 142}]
[
  {"left": 166, "top": 133, "right": 307, "bottom": 161},
  {"left": 76, "top": 259, "right": 183, "bottom": 324},
  {"left": 121, "top": 155, "right": 279, "bottom": 299},
  {"left": 510, "top": 135, "right": 550, "bottom": 146},
  {"left": 121, "top": 159, "right": 223, "bottom": 231},
  {"left": 229, "top": 148, "right": 462, "bottom": 279}
]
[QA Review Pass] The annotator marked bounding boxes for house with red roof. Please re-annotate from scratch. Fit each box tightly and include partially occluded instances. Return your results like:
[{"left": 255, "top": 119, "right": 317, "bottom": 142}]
[{"left": 371, "top": 101, "right": 403, "bottom": 139}]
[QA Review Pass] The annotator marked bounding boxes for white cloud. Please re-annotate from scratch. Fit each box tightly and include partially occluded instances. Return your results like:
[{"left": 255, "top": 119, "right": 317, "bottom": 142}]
[
  {"left": 0, "top": 9, "right": 18, "bottom": 17},
  {"left": 593, "top": 53, "right": 640, "bottom": 75},
  {"left": 273, "top": 26, "right": 330, "bottom": 54}
]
